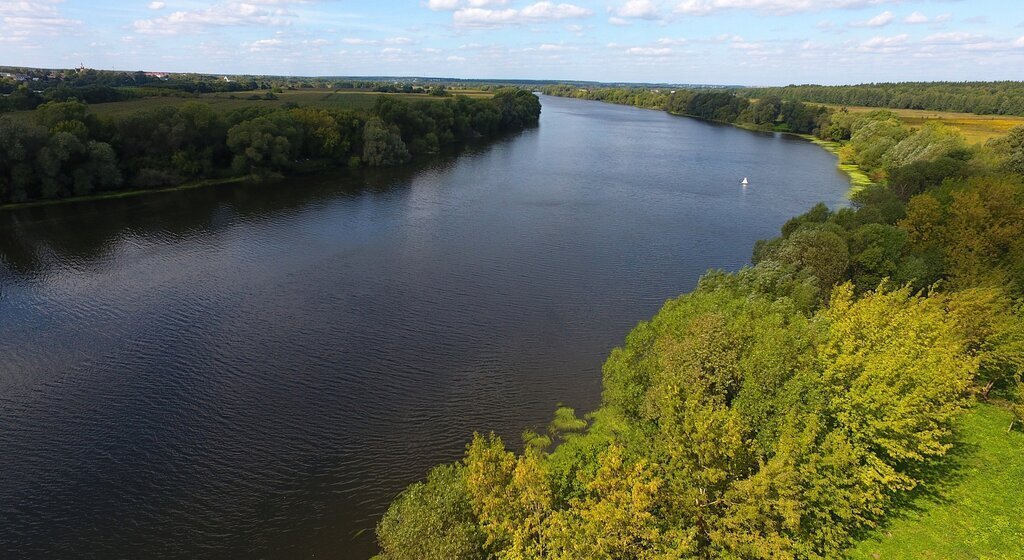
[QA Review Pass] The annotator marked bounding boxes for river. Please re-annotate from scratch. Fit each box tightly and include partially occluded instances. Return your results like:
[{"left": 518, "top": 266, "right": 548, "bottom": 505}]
[{"left": 0, "top": 94, "right": 850, "bottom": 559}]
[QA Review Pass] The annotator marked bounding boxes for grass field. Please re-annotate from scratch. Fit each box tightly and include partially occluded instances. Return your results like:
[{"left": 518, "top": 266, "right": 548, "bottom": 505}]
[
  {"left": 17, "top": 88, "right": 493, "bottom": 119},
  {"left": 847, "top": 404, "right": 1024, "bottom": 559},
  {"left": 816, "top": 104, "right": 1024, "bottom": 145}
]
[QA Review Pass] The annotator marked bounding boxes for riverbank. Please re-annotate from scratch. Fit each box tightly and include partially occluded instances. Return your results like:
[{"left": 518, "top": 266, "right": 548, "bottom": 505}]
[
  {"left": 663, "top": 107, "right": 875, "bottom": 197},
  {"left": 0, "top": 176, "right": 249, "bottom": 211}
]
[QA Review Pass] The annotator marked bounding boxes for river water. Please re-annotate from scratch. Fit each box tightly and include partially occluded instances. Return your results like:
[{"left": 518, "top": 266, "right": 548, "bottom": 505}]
[{"left": 0, "top": 94, "right": 850, "bottom": 559}]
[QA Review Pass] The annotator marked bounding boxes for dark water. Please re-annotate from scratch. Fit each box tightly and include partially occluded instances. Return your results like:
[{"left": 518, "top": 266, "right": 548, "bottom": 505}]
[{"left": 0, "top": 95, "right": 850, "bottom": 559}]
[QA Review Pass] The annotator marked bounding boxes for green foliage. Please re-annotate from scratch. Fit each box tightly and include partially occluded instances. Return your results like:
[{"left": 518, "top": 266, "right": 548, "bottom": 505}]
[
  {"left": 987, "top": 125, "right": 1024, "bottom": 175},
  {"left": 739, "top": 82, "right": 1024, "bottom": 117},
  {"left": 847, "top": 405, "right": 1024, "bottom": 559},
  {"left": 226, "top": 117, "right": 292, "bottom": 175},
  {"left": 376, "top": 463, "right": 485, "bottom": 560},
  {"left": 2, "top": 89, "right": 542, "bottom": 204},
  {"left": 375, "top": 99, "right": 1024, "bottom": 559},
  {"left": 362, "top": 117, "right": 410, "bottom": 167}
]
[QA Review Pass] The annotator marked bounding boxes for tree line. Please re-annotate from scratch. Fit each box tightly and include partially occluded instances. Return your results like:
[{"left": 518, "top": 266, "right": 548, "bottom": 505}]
[
  {"left": 0, "top": 88, "right": 541, "bottom": 205},
  {"left": 738, "top": 82, "right": 1024, "bottom": 116},
  {"left": 540, "top": 85, "right": 830, "bottom": 135},
  {"left": 375, "top": 93, "right": 1024, "bottom": 559}
]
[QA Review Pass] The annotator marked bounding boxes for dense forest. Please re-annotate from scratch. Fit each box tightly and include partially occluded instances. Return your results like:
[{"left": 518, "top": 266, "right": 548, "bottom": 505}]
[
  {"left": 374, "top": 94, "right": 1024, "bottom": 558},
  {"left": 738, "top": 82, "right": 1024, "bottom": 116},
  {"left": 0, "top": 88, "right": 540, "bottom": 205}
]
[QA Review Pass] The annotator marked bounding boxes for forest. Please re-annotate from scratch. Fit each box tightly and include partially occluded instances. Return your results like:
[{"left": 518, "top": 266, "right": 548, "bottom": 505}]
[
  {"left": 738, "top": 82, "right": 1024, "bottom": 116},
  {"left": 0, "top": 88, "right": 541, "bottom": 205},
  {"left": 375, "top": 94, "right": 1024, "bottom": 558}
]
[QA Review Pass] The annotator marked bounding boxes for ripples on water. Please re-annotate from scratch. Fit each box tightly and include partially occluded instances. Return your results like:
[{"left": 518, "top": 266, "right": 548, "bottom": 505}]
[{"left": 0, "top": 95, "right": 850, "bottom": 559}]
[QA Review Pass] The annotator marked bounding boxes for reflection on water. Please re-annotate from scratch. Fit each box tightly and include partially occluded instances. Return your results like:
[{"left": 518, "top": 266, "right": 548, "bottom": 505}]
[{"left": 0, "top": 95, "right": 849, "bottom": 559}]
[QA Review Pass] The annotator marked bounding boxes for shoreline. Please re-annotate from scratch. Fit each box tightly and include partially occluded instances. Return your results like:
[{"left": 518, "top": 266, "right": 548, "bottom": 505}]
[
  {"left": 664, "top": 109, "right": 876, "bottom": 198},
  {"left": 0, "top": 176, "right": 250, "bottom": 211}
]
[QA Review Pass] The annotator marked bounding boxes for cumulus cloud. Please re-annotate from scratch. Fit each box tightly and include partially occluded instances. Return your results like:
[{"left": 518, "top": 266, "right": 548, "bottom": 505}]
[
  {"left": 149, "top": 1, "right": 166, "bottom": 10},
  {"left": 857, "top": 33, "right": 908, "bottom": 52},
  {"left": 674, "top": 0, "right": 898, "bottom": 16},
  {"left": 612, "top": 0, "right": 662, "bottom": 20},
  {"left": 451, "top": 1, "right": 591, "bottom": 27},
  {"left": 247, "top": 37, "right": 283, "bottom": 51},
  {"left": 904, "top": 11, "right": 927, "bottom": 24},
  {"left": 133, "top": 1, "right": 303, "bottom": 35},
  {"left": 0, "top": 0, "right": 82, "bottom": 43},
  {"left": 850, "top": 10, "right": 893, "bottom": 28}
]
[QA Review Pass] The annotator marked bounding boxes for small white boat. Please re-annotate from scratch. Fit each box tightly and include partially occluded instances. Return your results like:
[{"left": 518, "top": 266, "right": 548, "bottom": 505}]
[{"left": 741, "top": 177, "right": 749, "bottom": 186}]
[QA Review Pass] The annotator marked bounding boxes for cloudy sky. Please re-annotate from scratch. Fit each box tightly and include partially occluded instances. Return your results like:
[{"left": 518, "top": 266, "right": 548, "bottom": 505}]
[{"left": 2, "top": 0, "right": 1023, "bottom": 85}]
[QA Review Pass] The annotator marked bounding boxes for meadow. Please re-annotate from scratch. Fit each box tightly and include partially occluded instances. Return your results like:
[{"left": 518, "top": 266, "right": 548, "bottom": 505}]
[
  {"left": 816, "top": 104, "right": 1024, "bottom": 144},
  {"left": 847, "top": 405, "right": 1024, "bottom": 560}
]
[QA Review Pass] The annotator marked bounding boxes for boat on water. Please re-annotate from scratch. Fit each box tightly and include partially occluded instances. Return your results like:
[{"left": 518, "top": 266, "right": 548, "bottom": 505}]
[{"left": 741, "top": 177, "right": 749, "bottom": 186}]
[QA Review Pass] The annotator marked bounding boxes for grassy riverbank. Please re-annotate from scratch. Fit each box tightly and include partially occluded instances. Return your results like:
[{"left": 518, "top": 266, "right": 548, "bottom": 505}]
[
  {"left": 847, "top": 404, "right": 1024, "bottom": 560},
  {"left": 804, "top": 136, "right": 875, "bottom": 196}
]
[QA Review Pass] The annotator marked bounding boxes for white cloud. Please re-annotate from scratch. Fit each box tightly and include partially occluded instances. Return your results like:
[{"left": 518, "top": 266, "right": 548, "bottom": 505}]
[
  {"left": 247, "top": 37, "right": 283, "bottom": 51},
  {"left": 149, "top": 1, "right": 166, "bottom": 10},
  {"left": 133, "top": 1, "right": 302, "bottom": 35},
  {"left": 612, "top": 0, "right": 662, "bottom": 20},
  {"left": 0, "top": 0, "right": 82, "bottom": 43},
  {"left": 626, "top": 46, "right": 671, "bottom": 55},
  {"left": 520, "top": 2, "right": 590, "bottom": 19},
  {"left": 452, "top": 1, "right": 591, "bottom": 27},
  {"left": 446, "top": 55, "right": 466, "bottom": 61},
  {"left": 904, "top": 11, "right": 927, "bottom": 24},
  {"left": 850, "top": 10, "right": 893, "bottom": 28},
  {"left": 857, "top": 33, "right": 908, "bottom": 52},
  {"left": 428, "top": 0, "right": 509, "bottom": 10},
  {"left": 923, "top": 32, "right": 985, "bottom": 44},
  {"left": 674, "top": 0, "right": 898, "bottom": 17},
  {"left": 608, "top": 16, "right": 631, "bottom": 25}
]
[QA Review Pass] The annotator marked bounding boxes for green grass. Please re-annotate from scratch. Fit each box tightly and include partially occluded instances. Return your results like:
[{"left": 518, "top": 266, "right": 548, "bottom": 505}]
[
  {"left": 846, "top": 404, "right": 1024, "bottom": 560},
  {"left": 806, "top": 136, "right": 875, "bottom": 196}
]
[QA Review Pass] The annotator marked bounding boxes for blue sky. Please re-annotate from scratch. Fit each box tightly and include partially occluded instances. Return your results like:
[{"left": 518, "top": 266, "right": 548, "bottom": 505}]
[{"left": 2, "top": 0, "right": 1023, "bottom": 85}]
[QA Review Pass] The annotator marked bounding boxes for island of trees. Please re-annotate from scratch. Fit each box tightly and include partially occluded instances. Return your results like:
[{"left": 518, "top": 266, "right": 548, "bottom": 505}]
[
  {"left": 0, "top": 82, "right": 540, "bottom": 205},
  {"left": 374, "top": 89, "right": 1024, "bottom": 558}
]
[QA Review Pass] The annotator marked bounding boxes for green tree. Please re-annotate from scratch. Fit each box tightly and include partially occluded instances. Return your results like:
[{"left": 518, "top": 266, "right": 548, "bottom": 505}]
[
  {"left": 226, "top": 117, "right": 291, "bottom": 175},
  {"left": 376, "top": 463, "right": 485, "bottom": 560}
]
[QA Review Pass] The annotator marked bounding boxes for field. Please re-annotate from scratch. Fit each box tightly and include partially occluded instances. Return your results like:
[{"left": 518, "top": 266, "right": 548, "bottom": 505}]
[
  {"left": 17, "top": 88, "right": 492, "bottom": 119},
  {"left": 816, "top": 104, "right": 1024, "bottom": 144},
  {"left": 847, "top": 404, "right": 1024, "bottom": 559}
]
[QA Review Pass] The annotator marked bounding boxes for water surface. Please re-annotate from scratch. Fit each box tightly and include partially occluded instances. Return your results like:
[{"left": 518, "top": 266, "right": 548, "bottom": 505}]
[{"left": 0, "top": 95, "right": 850, "bottom": 559}]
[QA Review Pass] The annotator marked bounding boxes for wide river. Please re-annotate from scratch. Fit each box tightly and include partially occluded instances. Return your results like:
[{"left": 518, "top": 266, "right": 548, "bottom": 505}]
[{"left": 0, "top": 95, "right": 849, "bottom": 559}]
